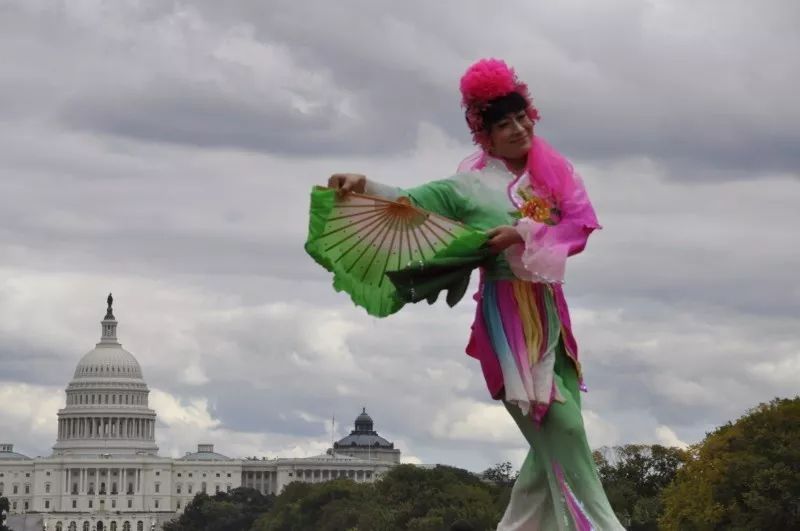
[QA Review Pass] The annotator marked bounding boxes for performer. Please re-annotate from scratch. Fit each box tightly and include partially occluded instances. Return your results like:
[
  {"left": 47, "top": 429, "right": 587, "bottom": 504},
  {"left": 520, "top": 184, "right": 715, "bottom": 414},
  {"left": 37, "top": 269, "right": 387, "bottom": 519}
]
[{"left": 328, "top": 59, "right": 623, "bottom": 530}]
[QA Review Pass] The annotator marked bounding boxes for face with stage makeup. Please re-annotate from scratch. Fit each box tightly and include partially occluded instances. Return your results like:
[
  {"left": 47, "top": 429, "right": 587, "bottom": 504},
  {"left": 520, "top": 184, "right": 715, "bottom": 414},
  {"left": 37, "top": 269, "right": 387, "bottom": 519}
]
[{"left": 480, "top": 92, "right": 534, "bottom": 163}]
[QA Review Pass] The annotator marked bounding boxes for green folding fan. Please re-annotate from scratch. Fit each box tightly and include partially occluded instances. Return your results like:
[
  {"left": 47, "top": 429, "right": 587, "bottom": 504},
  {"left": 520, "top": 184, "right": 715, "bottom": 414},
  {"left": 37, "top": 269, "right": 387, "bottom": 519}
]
[{"left": 305, "top": 186, "right": 490, "bottom": 317}]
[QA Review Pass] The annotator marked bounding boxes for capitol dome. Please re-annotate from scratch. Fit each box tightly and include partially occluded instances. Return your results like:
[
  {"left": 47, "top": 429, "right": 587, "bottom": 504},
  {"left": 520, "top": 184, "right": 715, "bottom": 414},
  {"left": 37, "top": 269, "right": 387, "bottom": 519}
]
[
  {"left": 53, "top": 294, "right": 159, "bottom": 456},
  {"left": 73, "top": 344, "right": 144, "bottom": 380}
]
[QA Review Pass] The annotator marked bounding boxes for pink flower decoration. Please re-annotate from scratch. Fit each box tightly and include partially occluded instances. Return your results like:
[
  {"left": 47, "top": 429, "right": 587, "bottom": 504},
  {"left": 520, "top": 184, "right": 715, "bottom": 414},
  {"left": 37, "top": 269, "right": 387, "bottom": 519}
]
[
  {"left": 460, "top": 58, "right": 518, "bottom": 104},
  {"left": 459, "top": 58, "right": 540, "bottom": 146}
]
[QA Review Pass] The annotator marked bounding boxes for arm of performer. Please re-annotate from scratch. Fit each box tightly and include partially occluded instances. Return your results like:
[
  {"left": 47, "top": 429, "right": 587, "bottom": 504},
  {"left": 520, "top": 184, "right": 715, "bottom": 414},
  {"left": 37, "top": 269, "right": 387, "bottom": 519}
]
[
  {"left": 327, "top": 173, "right": 469, "bottom": 229},
  {"left": 506, "top": 176, "right": 600, "bottom": 283}
]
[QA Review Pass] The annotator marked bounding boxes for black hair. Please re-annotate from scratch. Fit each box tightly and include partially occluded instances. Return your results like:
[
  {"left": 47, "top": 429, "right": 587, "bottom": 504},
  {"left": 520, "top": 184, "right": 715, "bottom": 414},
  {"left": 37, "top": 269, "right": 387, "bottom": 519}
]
[{"left": 479, "top": 92, "right": 528, "bottom": 130}]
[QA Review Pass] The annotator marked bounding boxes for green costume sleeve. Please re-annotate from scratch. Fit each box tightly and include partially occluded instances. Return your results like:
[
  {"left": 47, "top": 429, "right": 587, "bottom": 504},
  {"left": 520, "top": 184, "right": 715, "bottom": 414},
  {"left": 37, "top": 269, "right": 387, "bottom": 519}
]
[
  {"left": 404, "top": 178, "right": 467, "bottom": 222},
  {"left": 367, "top": 177, "right": 467, "bottom": 221},
  {"left": 385, "top": 178, "right": 489, "bottom": 307}
]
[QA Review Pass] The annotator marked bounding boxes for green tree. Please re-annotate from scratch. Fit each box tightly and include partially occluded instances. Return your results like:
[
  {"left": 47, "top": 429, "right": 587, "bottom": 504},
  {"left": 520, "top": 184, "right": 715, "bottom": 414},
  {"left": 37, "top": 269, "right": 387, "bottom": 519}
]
[
  {"left": 593, "top": 444, "right": 687, "bottom": 530},
  {"left": 163, "top": 487, "right": 273, "bottom": 531},
  {"left": 480, "top": 461, "right": 516, "bottom": 486},
  {"left": 0, "top": 495, "right": 10, "bottom": 531},
  {"left": 660, "top": 397, "right": 800, "bottom": 531},
  {"left": 250, "top": 465, "right": 504, "bottom": 530}
]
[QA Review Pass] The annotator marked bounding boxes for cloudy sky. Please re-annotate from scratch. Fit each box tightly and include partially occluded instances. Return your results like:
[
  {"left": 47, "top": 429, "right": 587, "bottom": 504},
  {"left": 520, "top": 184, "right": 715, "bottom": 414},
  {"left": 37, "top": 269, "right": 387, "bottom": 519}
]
[{"left": 1, "top": 0, "right": 798, "bottom": 472}]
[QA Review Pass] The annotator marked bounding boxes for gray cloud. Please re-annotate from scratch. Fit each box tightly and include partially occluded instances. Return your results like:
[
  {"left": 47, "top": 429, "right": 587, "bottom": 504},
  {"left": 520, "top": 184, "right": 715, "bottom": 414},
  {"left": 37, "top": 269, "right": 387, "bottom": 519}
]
[{"left": 1, "top": 0, "right": 799, "bottom": 473}]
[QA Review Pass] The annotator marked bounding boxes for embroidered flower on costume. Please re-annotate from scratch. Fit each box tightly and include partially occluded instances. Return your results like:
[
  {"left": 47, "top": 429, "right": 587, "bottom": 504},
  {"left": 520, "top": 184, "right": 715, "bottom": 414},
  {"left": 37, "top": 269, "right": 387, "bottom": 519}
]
[{"left": 515, "top": 188, "right": 560, "bottom": 226}]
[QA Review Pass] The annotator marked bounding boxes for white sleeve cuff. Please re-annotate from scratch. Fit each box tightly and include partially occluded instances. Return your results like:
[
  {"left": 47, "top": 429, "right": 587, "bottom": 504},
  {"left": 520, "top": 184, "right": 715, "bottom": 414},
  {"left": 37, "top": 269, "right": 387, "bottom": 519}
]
[{"left": 364, "top": 180, "right": 402, "bottom": 200}]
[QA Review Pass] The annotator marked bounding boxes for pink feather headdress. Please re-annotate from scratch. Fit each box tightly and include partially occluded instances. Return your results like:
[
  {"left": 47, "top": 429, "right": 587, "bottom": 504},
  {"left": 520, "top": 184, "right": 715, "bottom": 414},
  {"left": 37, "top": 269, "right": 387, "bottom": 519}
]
[{"left": 459, "top": 58, "right": 540, "bottom": 146}]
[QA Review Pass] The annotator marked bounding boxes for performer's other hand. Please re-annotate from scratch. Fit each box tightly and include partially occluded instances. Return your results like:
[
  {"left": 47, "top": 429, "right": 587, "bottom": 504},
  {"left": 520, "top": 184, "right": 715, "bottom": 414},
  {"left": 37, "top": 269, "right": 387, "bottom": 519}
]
[
  {"left": 487, "top": 225, "right": 523, "bottom": 254},
  {"left": 328, "top": 173, "right": 366, "bottom": 195}
]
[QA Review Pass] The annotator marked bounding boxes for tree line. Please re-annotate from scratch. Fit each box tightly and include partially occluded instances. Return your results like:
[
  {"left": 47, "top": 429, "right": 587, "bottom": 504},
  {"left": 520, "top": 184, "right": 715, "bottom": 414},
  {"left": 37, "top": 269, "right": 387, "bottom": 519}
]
[
  {"left": 2, "top": 397, "right": 797, "bottom": 530},
  {"left": 163, "top": 396, "right": 800, "bottom": 530}
]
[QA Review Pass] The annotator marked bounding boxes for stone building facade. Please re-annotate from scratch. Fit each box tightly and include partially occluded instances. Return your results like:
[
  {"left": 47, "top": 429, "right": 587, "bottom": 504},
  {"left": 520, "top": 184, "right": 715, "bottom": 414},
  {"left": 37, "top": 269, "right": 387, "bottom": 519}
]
[{"left": 0, "top": 298, "right": 399, "bottom": 531}]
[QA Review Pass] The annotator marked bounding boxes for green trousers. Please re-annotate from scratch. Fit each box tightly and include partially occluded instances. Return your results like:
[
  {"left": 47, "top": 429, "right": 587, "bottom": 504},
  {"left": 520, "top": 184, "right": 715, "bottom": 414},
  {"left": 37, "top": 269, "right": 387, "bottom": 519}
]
[{"left": 498, "top": 347, "right": 624, "bottom": 530}]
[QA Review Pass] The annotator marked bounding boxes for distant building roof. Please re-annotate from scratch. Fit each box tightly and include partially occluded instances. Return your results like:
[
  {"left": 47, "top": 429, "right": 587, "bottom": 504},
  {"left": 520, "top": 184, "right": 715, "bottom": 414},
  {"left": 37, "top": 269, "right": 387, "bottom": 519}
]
[
  {"left": 334, "top": 408, "right": 395, "bottom": 450},
  {"left": 0, "top": 443, "right": 31, "bottom": 460},
  {"left": 179, "top": 443, "right": 233, "bottom": 461}
]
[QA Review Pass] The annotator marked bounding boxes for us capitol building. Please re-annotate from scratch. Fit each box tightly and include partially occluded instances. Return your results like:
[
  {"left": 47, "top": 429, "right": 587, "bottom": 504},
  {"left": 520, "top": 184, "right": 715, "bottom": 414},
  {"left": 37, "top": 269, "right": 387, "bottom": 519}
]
[{"left": 1, "top": 297, "right": 401, "bottom": 531}]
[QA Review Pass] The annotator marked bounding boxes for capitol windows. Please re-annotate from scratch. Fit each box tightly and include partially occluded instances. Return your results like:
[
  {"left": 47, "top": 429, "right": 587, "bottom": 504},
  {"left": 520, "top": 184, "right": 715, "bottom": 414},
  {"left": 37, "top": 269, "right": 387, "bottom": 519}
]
[
  {"left": 137, "top": 522, "right": 144, "bottom": 531},
  {"left": 127, "top": 499, "right": 132, "bottom": 509},
  {"left": 88, "top": 500, "right": 93, "bottom": 509},
  {"left": 83, "top": 522, "right": 90, "bottom": 531},
  {"left": 201, "top": 482, "right": 207, "bottom": 493},
  {"left": 45, "top": 500, "right": 50, "bottom": 509},
  {"left": 215, "top": 473, "right": 220, "bottom": 478},
  {"left": 227, "top": 473, "right": 231, "bottom": 478},
  {"left": 72, "top": 482, "right": 78, "bottom": 495},
  {"left": 154, "top": 483, "right": 160, "bottom": 493},
  {"left": 226, "top": 485, "right": 231, "bottom": 493},
  {"left": 72, "top": 500, "right": 77, "bottom": 509},
  {"left": 112, "top": 499, "right": 116, "bottom": 509},
  {"left": 177, "top": 501, "right": 181, "bottom": 510},
  {"left": 56, "top": 522, "right": 63, "bottom": 531},
  {"left": 13, "top": 484, "right": 18, "bottom": 494},
  {"left": 176, "top": 484, "right": 181, "bottom": 494},
  {"left": 12, "top": 502, "right": 16, "bottom": 511},
  {"left": 122, "top": 522, "right": 130, "bottom": 531},
  {"left": 154, "top": 499, "right": 159, "bottom": 509},
  {"left": 187, "top": 484, "right": 192, "bottom": 494},
  {"left": 110, "top": 523, "right": 117, "bottom": 531},
  {"left": 127, "top": 482, "right": 134, "bottom": 494},
  {"left": 45, "top": 483, "right": 51, "bottom": 493},
  {"left": 24, "top": 501, "right": 29, "bottom": 511},
  {"left": 215, "top": 485, "right": 220, "bottom": 494},
  {"left": 69, "top": 522, "right": 77, "bottom": 531}
]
